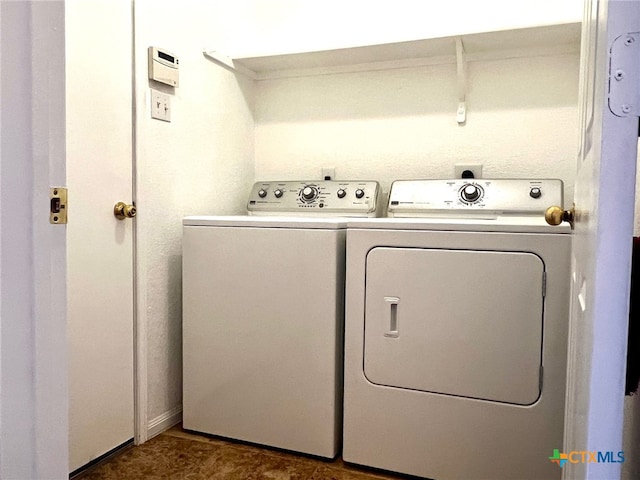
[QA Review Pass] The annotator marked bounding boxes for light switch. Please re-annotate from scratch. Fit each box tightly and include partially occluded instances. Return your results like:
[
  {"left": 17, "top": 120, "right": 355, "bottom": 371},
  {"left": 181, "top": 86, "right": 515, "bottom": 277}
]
[{"left": 151, "top": 89, "right": 171, "bottom": 122}]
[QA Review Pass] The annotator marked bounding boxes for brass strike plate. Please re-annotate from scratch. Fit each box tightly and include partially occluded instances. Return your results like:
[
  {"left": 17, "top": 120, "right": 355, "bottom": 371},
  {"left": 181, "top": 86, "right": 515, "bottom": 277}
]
[{"left": 49, "top": 187, "right": 68, "bottom": 224}]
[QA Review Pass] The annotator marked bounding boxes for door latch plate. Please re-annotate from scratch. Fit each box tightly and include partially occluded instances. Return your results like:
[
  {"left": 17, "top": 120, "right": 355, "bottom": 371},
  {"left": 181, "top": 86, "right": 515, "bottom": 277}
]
[{"left": 50, "top": 187, "right": 68, "bottom": 224}]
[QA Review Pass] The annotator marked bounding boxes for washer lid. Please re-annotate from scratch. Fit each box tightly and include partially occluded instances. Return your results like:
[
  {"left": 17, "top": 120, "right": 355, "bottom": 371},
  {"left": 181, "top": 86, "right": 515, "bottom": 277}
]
[
  {"left": 183, "top": 215, "right": 348, "bottom": 229},
  {"left": 363, "top": 246, "right": 544, "bottom": 405}
]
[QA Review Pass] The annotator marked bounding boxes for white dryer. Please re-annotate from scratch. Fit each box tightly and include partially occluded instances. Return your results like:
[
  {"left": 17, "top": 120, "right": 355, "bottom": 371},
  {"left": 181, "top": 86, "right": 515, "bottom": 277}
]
[
  {"left": 343, "top": 179, "right": 571, "bottom": 479},
  {"left": 182, "top": 180, "right": 380, "bottom": 459}
]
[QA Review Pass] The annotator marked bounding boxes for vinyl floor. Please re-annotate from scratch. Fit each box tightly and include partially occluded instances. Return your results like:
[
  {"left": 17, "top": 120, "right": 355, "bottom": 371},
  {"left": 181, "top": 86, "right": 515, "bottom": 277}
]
[{"left": 74, "top": 425, "right": 414, "bottom": 480}]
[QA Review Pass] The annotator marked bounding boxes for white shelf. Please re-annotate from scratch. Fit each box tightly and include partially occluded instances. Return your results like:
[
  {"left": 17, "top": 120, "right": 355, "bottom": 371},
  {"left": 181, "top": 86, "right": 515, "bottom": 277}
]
[{"left": 205, "top": 23, "right": 581, "bottom": 80}]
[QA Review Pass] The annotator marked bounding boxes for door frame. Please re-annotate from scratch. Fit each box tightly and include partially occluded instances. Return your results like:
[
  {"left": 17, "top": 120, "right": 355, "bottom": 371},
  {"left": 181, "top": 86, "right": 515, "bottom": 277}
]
[{"left": 131, "top": 0, "right": 148, "bottom": 446}]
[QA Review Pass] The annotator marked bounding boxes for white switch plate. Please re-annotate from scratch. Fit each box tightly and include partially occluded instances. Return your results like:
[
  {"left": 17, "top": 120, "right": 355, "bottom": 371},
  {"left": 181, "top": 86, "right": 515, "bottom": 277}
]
[
  {"left": 151, "top": 89, "right": 171, "bottom": 122},
  {"left": 454, "top": 164, "right": 483, "bottom": 179},
  {"left": 321, "top": 167, "right": 336, "bottom": 181}
]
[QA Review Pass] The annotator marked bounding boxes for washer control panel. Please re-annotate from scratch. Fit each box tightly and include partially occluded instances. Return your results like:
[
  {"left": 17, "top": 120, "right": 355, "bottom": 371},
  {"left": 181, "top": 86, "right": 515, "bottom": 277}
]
[
  {"left": 248, "top": 180, "right": 381, "bottom": 217},
  {"left": 387, "top": 179, "right": 563, "bottom": 217}
]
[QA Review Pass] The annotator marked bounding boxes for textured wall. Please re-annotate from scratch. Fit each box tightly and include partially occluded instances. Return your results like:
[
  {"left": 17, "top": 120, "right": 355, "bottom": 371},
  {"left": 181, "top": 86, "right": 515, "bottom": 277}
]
[
  {"left": 255, "top": 53, "right": 580, "bottom": 203},
  {"left": 134, "top": 0, "right": 255, "bottom": 427}
]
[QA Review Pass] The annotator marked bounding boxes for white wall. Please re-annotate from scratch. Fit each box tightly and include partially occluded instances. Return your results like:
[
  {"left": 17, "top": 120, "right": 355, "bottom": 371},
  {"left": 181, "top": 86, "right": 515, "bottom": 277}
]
[
  {"left": 134, "top": 0, "right": 255, "bottom": 434},
  {"left": 255, "top": 52, "right": 580, "bottom": 201}
]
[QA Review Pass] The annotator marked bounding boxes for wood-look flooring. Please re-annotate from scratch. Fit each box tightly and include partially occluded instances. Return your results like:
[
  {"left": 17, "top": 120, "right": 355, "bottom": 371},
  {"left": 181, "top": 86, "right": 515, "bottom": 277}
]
[{"left": 75, "top": 425, "right": 417, "bottom": 480}]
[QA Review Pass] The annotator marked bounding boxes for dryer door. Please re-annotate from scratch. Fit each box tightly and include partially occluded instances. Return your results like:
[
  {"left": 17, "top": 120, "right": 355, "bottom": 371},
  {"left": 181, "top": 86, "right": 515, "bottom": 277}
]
[{"left": 364, "top": 247, "right": 544, "bottom": 405}]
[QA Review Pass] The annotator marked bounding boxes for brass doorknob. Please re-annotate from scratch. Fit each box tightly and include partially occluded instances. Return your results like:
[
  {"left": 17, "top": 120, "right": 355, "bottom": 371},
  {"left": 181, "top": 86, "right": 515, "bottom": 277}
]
[
  {"left": 114, "top": 202, "right": 136, "bottom": 220},
  {"left": 545, "top": 204, "right": 575, "bottom": 229}
]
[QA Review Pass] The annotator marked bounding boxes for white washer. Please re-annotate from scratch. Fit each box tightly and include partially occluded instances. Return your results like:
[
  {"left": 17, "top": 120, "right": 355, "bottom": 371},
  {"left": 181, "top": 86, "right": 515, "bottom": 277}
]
[
  {"left": 343, "top": 179, "right": 571, "bottom": 479},
  {"left": 182, "top": 180, "right": 380, "bottom": 459}
]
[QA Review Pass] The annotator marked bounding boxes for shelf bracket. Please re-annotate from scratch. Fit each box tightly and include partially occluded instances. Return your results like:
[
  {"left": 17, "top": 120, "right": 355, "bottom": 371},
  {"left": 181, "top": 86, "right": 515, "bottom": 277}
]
[
  {"left": 202, "top": 49, "right": 256, "bottom": 79},
  {"left": 456, "top": 37, "right": 467, "bottom": 125}
]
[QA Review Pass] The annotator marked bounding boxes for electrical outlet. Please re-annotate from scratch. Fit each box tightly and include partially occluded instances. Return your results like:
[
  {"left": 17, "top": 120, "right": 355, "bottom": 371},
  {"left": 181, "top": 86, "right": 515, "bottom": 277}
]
[
  {"left": 321, "top": 167, "right": 335, "bottom": 181},
  {"left": 151, "top": 89, "right": 171, "bottom": 122},
  {"left": 454, "top": 164, "right": 483, "bottom": 179}
]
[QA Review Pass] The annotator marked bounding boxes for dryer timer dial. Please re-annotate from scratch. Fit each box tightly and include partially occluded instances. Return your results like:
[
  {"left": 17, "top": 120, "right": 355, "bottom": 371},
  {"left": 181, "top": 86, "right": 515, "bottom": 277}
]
[{"left": 460, "top": 184, "right": 483, "bottom": 203}]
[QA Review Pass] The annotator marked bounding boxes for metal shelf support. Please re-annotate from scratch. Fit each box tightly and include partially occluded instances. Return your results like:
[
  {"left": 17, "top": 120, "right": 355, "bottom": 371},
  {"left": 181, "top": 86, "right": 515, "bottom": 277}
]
[{"left": 456, "top": 37, "right": 467, "bottom": 125}]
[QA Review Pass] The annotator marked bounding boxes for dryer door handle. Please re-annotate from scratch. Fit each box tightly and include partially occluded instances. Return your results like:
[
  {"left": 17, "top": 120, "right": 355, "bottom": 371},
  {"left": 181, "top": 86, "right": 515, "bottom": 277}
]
[{"left": 383, "top": 297, "right": 400, "bottom": 338}]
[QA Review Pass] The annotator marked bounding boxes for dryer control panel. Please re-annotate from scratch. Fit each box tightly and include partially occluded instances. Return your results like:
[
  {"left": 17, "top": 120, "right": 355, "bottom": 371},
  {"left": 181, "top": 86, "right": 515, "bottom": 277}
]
[
  {"left": 248, "top": 180, "right": 381, "bottom": 217},
  {"left": 387, "top": 179, "right": 563, "bottom": 217}
]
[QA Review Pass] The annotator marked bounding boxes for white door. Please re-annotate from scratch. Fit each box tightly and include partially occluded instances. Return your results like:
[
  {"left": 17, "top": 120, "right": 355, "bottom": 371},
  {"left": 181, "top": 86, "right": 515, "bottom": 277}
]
[
  {"left": 563, "top": 1, "right": 638, "bottom": 479},
  {"left": 66, "top": 0, "right": 135, "bottom": 472},
  {"left": 1, "top": 1, "right": 68, "bottom": 478}
]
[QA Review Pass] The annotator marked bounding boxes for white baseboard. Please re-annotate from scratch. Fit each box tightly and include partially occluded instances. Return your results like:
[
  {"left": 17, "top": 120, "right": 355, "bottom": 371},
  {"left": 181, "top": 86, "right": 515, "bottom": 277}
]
[{"left": 147, "top": 405, "right": 182, "bottom": 439}]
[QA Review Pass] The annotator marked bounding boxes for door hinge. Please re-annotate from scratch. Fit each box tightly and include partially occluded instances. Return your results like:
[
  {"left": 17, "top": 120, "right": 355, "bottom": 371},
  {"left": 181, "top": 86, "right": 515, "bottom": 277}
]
[
  {"left": 609, "top": 32, "right": 640, "bottom": 117},
  {"left": 49, "top": 187, "right": 67, "bottom": 224}
]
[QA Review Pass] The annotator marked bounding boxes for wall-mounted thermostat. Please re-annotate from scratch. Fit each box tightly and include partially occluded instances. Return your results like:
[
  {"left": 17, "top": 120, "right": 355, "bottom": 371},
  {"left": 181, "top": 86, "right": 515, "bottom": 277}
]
[{"left": 148, "top": 47, "right": 179, "bottom": 87}]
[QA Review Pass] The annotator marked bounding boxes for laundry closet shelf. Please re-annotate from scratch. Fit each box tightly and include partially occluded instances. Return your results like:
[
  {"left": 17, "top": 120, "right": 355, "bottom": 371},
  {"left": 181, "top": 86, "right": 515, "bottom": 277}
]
[{"left": 204, "top": 22, "right": 581, "bottom": 80}]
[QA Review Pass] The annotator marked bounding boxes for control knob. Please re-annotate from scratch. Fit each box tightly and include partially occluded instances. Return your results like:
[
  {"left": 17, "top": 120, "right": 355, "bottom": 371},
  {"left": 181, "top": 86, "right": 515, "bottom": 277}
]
[
  {"left": 461, "top": 184, "right": 481, "bottom": 203},
  {"left": 258, "top": 189, "right": 267, "bottom": 198},
  {"left": 337, "top": 189, "right": 346, "bottom": 199},
  {"left": 529, "top": 187, "right": 542, "bottom": 199},
  {"left": 274, "top": 189, "right": 283, "bottom": 198},
  {"left": 355, "top": 189, "right": 365, "bottom": 199},
  {"left": 301, "top": 186, "right": 318, "bottom": 201}
]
